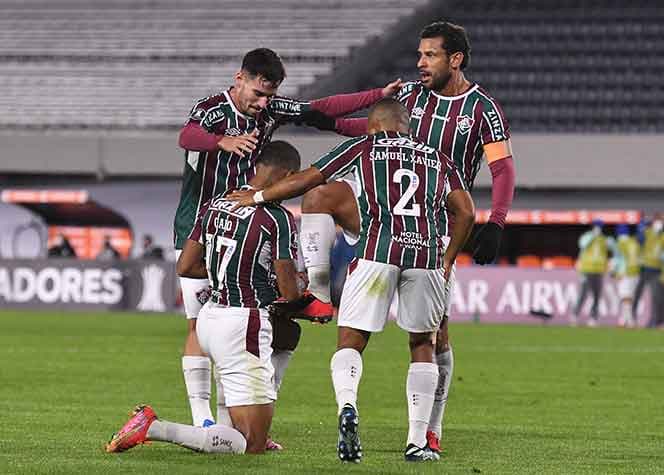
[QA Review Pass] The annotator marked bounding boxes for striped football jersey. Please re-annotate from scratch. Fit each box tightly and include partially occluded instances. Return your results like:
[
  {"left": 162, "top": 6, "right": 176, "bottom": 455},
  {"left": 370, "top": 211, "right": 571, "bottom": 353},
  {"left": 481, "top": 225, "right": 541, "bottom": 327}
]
[
  {"left": 188, "top": 187, "right": 298, "bottom": 308},
  {"left": 174, "top": 90, "right": 312, "bottom": 249},
  {"left": 396, "top": 81, "right": 510, "bottom": 191},
  {"left": 313, "top": 131, "right": 465, "bottom": 269}
]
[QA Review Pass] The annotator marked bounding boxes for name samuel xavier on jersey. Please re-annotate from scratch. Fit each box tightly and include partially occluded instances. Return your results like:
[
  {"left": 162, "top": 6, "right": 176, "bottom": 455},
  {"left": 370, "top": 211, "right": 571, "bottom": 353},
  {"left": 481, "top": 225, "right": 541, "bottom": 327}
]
[{"left": 369, "top": 137, "right": 441, "bottom": 170}]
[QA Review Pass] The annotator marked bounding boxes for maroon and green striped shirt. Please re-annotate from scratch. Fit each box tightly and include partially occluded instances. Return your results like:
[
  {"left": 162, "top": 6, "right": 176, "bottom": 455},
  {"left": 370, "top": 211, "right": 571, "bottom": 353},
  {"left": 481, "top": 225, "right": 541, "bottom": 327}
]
[
  {"left": 313, "top": 131, "right": 465, "bottom": 269},
  {"left": 188, "top": 187, "right": 298, "bottom": 309},
  {"left": 396, "top": 81, "right": 510, "bottom": 191},
  {"left": 174, "top": 90, "right": 313, "bottom": 249}
]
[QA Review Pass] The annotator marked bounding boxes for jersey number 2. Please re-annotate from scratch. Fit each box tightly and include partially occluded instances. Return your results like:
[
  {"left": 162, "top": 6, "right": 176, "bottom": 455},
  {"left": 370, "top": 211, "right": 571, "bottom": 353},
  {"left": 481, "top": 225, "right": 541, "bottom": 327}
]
[{"left": 393, "top": 169, "right": 421, "bottom": 217}]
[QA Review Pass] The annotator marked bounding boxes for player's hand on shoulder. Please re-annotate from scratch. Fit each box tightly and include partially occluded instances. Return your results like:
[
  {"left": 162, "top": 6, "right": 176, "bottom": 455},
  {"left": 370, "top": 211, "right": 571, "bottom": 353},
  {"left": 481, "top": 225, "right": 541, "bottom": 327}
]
[
  {"left": 224, "top": 188, "right": 258, "bottom": 209},
  {"left": 217, "top": 129, "right": 258, "bottom": 157},
  {"left": 294, "top": 109, "right": 336, "bottom": 131},
  {"left": 382, "top": 78, "right": 404, "bottom": 97}
]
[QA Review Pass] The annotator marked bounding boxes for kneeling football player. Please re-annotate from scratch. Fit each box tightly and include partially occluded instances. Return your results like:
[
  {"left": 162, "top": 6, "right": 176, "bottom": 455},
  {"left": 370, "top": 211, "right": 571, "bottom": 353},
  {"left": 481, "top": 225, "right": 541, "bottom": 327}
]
[{"left": 106, "top": 142, "right": 327, "bottom": 455}]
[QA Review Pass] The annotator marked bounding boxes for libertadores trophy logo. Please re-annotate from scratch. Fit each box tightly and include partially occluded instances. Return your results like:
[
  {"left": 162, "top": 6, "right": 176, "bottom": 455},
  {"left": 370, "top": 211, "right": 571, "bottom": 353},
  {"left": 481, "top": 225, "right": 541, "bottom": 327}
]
[{"left": 137, "top": 264, "right": 166, "bottom": 311}]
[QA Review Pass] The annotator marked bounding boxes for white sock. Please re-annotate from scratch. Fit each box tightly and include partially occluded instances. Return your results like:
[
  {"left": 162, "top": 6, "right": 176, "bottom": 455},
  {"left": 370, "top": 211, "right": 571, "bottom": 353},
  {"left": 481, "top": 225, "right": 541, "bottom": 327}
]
[
  {"left": 300, "top": 213, "right": 336, "bottom": 303},
  {"left": 214, "top": 367, "right": 232, "bottom": 427},
  {"left": 330, "top": 348, "right": 363, "bottom": 415},
  {"left": 272, "top": 350, "right": 294, "bottom": 393},
  {"left": 147, "top": 420, "right": 246, "bottom": 454},
  {"left": 407, "top": 362, "right": 439, "bottom": 448},
  {"left": 182, "top": 356, "right": 214, "bottom": 426},
  {"left": 428, "top": 348, "right": 454, "bottom": 438}
]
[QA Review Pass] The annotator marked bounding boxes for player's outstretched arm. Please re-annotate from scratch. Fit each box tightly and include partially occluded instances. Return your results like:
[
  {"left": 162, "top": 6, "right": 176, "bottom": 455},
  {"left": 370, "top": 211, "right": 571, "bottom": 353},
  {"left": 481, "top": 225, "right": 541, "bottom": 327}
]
[
  {"left": 306, "top": 79, "right": 401, "bottom": 135},
  {"left": 225, "top": 167, "right": 326, "bottom": 208},
  {"left": 334, "top": 117, "right": 369, "bottom": 137},
  {"left": 473, "top": 139, "right": 515, "bottom": 264},
  {"left": 179, "top": 122, "right": 224, "bottom": 152},
  {"left": 176, "top": 239, "right": 208, "bottom": 279},
  {"left": 443, "top": 189, "right": 476, "bottom": 279},
  {"left": 309, "top": 79, "right": 403, "bottom": 118},
  {"left": 179, "top": 122, "right": 258, "bottom": 157},
  {"left": 283, "top": 80, "right": 402, "bottom": 132}
]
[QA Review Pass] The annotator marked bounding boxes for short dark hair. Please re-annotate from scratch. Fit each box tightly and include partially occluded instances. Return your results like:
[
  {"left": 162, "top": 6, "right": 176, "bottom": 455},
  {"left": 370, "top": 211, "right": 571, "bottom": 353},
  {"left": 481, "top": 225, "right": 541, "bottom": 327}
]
[
  {"left": 368, "top": 98, "right": 409, "bottom": 126},
  {"left": 241, "top": 48, "right": 286, "bottom": 85},
  {"left": 257, "top": 140, "right": 301, "bottom": 173},
  {"left": 420, "top": 21, "right": 471, "bottom": 70}
]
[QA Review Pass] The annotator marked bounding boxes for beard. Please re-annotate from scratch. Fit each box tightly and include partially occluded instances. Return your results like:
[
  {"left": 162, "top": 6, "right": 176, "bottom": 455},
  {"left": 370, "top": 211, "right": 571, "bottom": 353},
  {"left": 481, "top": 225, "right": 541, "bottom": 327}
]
[{"left": 429, "top": 70, "right": 452, "bottom": 92}]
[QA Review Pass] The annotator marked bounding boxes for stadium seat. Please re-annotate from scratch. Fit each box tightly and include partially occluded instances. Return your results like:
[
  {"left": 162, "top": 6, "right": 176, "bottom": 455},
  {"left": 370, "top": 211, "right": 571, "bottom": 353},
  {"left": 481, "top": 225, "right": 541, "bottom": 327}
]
[
  {"left": 455, "top": 253, "right": 473, "bottom": 267},
  {"left": 516, "top": 255, "right": 542, "bottom": 268},
  {"left": 541, "top": 256, "right": 575, "bottom": 269}
]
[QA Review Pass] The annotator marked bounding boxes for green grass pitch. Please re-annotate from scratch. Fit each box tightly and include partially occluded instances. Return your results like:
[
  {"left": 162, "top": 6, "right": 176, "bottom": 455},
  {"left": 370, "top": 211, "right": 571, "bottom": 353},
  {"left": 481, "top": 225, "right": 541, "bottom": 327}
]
[{"left": 1, "top": 310, "right": 663, "bottom": 474}]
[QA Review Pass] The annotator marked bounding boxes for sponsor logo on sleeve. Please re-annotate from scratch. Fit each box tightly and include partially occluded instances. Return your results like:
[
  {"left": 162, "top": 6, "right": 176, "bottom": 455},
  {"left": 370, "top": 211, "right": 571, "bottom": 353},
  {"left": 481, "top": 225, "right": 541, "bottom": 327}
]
[
  {"left": 201, "top": 106, "right": 226, "bottom": 129},
  {"left": 397, "top": 81, "right": 418, "bottom": 101},
  {"left": 486, "top": 109, "right": 504, "bottom": 139},
  {"left": 190, "top": 108, "right": 206, "bottom": 121},
  {"left": 269, "top": 97, "right": 305, "bottom": 116}
]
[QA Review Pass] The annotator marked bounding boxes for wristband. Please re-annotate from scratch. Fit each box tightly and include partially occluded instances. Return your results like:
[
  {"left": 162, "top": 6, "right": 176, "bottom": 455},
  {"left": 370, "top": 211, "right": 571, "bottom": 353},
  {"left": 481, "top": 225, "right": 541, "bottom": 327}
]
[{"left": 253, "top": 190, "right": 265, "bottom": 204}]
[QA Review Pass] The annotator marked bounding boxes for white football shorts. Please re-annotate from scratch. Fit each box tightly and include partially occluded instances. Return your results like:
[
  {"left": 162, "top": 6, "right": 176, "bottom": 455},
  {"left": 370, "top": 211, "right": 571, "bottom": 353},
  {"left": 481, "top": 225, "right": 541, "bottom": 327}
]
[
  {"left": 175, "top": 249, "right": 211, "bottom": 320},
  {"left": 337, "top": 258, "right": 449, "bottom": 333},
  {"left": 196, "top": 303, "right": 276, "bottom": 407}
]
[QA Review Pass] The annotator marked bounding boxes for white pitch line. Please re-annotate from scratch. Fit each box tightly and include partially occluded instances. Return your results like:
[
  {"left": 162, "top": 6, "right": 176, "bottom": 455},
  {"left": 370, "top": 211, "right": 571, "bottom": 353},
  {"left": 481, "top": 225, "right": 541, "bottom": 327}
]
[{"left": 466, "top": 346, "right": 664, "bottom": 354}]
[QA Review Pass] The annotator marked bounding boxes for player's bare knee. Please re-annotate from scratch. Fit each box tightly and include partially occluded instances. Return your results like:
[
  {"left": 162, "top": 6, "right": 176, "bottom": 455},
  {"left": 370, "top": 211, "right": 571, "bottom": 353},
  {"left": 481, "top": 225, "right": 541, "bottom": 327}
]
[
  {"left": 409, "top": 331, "right": 435, "bottom": 363},
  {"left": 301, "top": 185, "right": 334, "bottom": 214},
  {"left": 337, "top": 327, "right": 370, "bottom": 353},
  {"left": 409, "top": 332, "right": 435, "bottom": 351}
]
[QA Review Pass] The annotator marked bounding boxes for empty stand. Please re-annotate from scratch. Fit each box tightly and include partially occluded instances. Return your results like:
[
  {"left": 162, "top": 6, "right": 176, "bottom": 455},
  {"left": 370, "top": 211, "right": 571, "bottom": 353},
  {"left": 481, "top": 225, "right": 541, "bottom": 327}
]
[
  {"left": 0, "top": 0, "right": 428, "bottom": 128},
  {"left": 325, "top": 0, "right": 664, "bottom": 132},
  {"left": 1, "top": 0, "right": 661, "bottom": 131},
  {"left": 0, "top": 61, "right": 329, "bottom": 128}
]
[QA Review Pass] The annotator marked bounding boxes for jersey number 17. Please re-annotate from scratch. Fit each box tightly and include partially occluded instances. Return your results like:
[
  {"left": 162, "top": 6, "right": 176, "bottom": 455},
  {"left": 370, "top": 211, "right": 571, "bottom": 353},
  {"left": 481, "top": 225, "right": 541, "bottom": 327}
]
[{"left": 205, "top": 234, "right": 238, "bottom": 280}]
